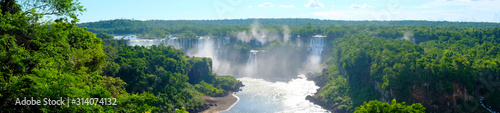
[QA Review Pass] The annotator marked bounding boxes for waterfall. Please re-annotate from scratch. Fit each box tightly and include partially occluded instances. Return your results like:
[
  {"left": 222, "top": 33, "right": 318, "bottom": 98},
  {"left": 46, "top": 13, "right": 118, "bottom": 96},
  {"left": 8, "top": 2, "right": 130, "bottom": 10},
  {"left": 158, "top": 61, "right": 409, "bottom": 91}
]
[
  {"left": 215, "top": 37, "right": 230, "bottom": 61},
  {"left": 305, "top": 35, "right": 325, "bottom": 72},
  {"left": 191, "top": 37, "right": 214, "bottom": 58},
  {"left": 166, "top": 37, "right": 180, "bottom": 49},
  {"left": 127, "top": 39, "right": 167, "bottom": 46},
  {"left": 197, "top": 37, "right": 205, "bottom": 51},
  {"left": 480, "top": 97, "right": 500, "bottom": 113},
  {"left": 248, "top": 50, "right": 259, "bottom": 76},
  {"left": 309, "top": 36, "right": 325, "bottom": 56},
  {"left": 174, "top": 37, "right": 231, "bottom": 75}
]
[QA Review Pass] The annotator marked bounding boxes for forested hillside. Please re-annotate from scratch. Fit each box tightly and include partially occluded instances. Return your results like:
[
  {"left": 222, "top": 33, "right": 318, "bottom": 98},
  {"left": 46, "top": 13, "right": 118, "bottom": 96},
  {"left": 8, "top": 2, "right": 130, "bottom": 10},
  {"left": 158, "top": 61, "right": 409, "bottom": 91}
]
[
  {"left": 99, "top": 34, "right": 241, "bottom": 112},
  {"left": 307, "top": 25, "right": 500, "bottom": 112},
  {"left": 0, "top": 1, "right": 240, "bottom": 112}
]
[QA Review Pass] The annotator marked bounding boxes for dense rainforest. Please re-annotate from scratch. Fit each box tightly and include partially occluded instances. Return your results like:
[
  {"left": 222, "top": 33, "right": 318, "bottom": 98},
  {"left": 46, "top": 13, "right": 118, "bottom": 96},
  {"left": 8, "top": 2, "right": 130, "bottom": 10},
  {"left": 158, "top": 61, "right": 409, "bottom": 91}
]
[
  {"left": 307, "top": 24, "right": 500, "bottom": 112},
  {"left": 2, "top": 0, "right": 500, "bottom": 113},
  {"left": 0, "top": 0, "right": 240, "bottom": 112}
]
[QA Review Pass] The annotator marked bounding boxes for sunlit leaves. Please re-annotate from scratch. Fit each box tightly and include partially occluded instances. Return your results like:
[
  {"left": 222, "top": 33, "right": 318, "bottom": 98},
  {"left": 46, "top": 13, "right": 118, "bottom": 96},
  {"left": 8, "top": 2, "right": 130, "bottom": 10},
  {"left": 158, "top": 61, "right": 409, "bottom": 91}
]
[
  {"left": 354, "top": 99, "right": 425, "bottom": 113},
  {"left": 20, "top": 0, "right": 86, "bottom": 22}
]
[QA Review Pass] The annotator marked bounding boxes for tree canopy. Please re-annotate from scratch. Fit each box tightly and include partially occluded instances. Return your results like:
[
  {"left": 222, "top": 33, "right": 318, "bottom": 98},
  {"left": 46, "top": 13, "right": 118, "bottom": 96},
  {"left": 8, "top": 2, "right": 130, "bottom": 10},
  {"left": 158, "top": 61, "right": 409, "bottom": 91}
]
[
  {"left": 354, "top": 99, "right": 425, "bottom": 113},
  {"left": 19, "top": 0, "right": 85, "bottom": 22}
]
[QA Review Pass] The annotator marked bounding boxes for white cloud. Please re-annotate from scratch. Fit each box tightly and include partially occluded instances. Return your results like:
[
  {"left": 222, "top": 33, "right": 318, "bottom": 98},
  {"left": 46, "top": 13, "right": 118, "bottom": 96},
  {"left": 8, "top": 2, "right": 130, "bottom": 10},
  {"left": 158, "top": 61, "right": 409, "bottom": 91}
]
[
  {"left": 310, "top": 0, "right": 500, "bottom": 22},
  {"left": 415, "top": 0, "right": 500, "bottom": 22},
  {"left": 349, "top": 4, "right": 374, "bottom": 9},
  {"left": 258, "top": 3, "right": 274, "bottom": 7},
  {"left": 421, "top": 0, "right": 500, "bottom": 12},
  {"left": 312, "top": 11, "right": 347, "bottom": 18},
  {"left": 438, "top": 0, "right": 490, "bottom": 2},
  {"left": 312, "top": 9, "right": 406, "bottom": 21},
  {"left": 280, "top": 5, "right": 295, "bottom": 8},
  {"left": 494, "top": 11, "right": 500, "bottom": 22},
  {"left": 305, "top": 0, "right": 324, "bottom": 8},
  {"left": 248, "top": 5, "right": 253, "bottom": 8}
]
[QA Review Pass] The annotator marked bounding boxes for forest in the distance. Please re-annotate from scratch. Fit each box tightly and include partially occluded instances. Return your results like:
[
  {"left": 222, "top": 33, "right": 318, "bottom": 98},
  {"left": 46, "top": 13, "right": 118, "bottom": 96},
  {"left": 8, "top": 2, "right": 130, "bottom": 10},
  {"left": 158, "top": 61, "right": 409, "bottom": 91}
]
[
  {"left": 2, "top": 0, "right": 500, "bottom": 113},
  {"left": 78, "top": 19, "right": 499, "bottom": 39}
]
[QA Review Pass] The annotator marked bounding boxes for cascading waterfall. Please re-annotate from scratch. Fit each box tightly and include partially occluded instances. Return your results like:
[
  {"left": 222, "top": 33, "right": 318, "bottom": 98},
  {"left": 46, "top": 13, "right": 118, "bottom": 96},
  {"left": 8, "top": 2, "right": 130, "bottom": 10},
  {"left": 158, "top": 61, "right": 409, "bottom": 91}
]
[
  {"left": 305, "top": 35, "right": 325, "bottom": 72},
  {"left": 215, "top": 37, "right": 230, "bottom": 61},
  {"left": 197, "top": 37, "right": 205, "bottom": 51},
  {"left": 128, "top": 39, "right": 167, "bottom": 46},
  {"left": 309, "top": 36, "right": 324, "bottom": 56},
  {"left": 165, "top": 37, "right": 180, "bottom": 49},
  {"left": 248, "top": 50, "right": 259, "bottom": 76},
  {"left": 118, "top": 35, "right": 325, "bottom": 74},
  {"left": 185, "top": 37, "right": 229, "bottom": 74}
]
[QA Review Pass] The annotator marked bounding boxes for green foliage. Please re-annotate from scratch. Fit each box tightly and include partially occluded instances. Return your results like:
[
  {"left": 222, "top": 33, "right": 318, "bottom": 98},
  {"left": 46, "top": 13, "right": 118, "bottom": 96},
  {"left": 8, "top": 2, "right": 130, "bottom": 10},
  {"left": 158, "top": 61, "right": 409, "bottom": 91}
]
[
  {"left": 192, "top": 75, "right": 240, "bottom": 97},
  {"left": 175, "top": 107, "right": 189, "bottom": 113},
  {"left": 100, "top": 38, "right": 199, "bottom": 112},
  {"left": 113, "top": 92, "right": 158, "bottom": 112},
  {"left": 1, "top": 2, "right": 239, "bottom": 112},
  {"left": 100, "top": 37, "right": 240, "bottom": 112},
  {"left": 354, "top": 99, "right": 425, "bottom": 113},
  {"left": 187, "top": 57, "right": 213, "bottom": 84},
  {"left": 20, "top": 0, "right": 86, "bottom": 22},
  {"left": 214, "top": 76, "right": 240, "bottom": 91},
  {"left": 5, "top": 1, "right": 498, "bottom": 112},
  {"left": 195, "top": 81, "right": 224, "bottom": 96},
  {"left": 0, "top": 2, "right": 154, "bottom": 112},
  {"left": 136, "top": 29, "right": 168, "bottom": 39},
  {"left": 179, "top": 30, "right": 197, "bottom": 39},
  {"left": 313, "top": 24, "right": 500, "bottom": 112},
  {"left": 185, "top": 57, "right": 239, "bottom": 96},
  {"left": 96, "top": 32, "right": 114, "bottom": 40},
  {"left": 313, "top": 64, "right": 353, "bottom": 111}
]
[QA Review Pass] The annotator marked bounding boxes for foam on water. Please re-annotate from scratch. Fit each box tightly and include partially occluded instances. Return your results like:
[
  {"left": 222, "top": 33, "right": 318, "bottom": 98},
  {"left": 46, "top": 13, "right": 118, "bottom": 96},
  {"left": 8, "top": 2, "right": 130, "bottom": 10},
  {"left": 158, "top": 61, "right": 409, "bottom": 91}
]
[{"left": 223, "top": 75, "right": 328, "bottom": 113}]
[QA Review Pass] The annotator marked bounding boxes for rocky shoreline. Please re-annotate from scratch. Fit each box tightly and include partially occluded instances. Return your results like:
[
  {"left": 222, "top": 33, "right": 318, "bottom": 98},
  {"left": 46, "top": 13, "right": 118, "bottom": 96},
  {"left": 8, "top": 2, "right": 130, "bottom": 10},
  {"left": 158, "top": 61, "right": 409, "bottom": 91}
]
[
  {"left": 199, "top": 92, "right": 238, "bottom": 113},
  {"left": 305, "top": 95, "right": 345, "bottom": 113},
  {"left": 197, "top": 81, "right": 243, "bottom": 113}
]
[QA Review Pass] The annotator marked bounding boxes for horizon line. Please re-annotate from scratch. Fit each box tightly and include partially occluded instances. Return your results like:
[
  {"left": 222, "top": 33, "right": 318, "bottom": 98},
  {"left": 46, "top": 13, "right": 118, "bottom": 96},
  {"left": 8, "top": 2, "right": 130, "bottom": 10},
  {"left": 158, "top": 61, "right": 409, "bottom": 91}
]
[{"left": 78, "top": 18, "right": 500, "bottom": 24}]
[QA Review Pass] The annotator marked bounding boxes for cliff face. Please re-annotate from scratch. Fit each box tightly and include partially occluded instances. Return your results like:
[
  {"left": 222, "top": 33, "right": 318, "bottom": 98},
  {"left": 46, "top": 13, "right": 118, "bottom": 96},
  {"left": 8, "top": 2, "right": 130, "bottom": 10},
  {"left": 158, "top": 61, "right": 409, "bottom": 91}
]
[
  {"left": 307, "top": 62, "right": 489, "bottom": 113},
  {"left": 406, "top": 82, "right": 472, "bottom": 111},
  {"left": 348, "top": 70, "right": 477, "bottom": 112}
]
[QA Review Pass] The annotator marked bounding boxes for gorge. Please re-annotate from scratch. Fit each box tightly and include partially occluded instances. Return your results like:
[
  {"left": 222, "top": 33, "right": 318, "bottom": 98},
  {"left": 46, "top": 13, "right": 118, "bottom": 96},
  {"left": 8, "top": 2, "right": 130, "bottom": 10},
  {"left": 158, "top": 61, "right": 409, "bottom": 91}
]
[
  {"left": 114, "top": 34, "right": 330, "bottom": 112},
  {"left": 79, "top": 19, "right": 500, "bottom": 113}
]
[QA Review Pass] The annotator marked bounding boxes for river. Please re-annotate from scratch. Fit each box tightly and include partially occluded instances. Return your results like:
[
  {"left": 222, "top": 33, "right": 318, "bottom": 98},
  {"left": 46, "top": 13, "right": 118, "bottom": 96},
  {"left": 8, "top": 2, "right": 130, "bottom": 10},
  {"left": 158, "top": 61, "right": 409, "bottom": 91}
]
[{"left": 223, "top": 75, "right": 328, "bottom": 113}]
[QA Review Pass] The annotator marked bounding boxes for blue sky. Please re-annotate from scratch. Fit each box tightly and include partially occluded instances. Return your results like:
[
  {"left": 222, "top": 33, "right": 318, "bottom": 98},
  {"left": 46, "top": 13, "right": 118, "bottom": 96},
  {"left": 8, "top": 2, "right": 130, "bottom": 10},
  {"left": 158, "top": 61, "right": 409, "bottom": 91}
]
[{"left": 78, "top": 0, "right": 500, "bottom": 23}]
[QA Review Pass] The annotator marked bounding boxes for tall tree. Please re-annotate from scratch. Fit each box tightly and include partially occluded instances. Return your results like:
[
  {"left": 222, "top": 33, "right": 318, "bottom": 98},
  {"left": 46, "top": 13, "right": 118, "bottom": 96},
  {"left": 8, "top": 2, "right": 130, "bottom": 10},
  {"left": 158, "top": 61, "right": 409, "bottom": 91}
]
[{"left": 18, "top": 0, "right": 85, "bottom": 22}]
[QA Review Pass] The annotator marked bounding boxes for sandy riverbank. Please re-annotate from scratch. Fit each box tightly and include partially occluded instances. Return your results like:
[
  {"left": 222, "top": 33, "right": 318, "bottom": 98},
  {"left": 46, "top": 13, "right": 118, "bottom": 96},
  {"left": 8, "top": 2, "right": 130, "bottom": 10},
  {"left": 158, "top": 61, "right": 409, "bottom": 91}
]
[{"left": 200, "top": 92, "right": 238, "bottom": 113}]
